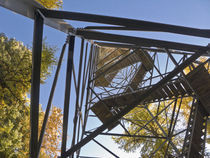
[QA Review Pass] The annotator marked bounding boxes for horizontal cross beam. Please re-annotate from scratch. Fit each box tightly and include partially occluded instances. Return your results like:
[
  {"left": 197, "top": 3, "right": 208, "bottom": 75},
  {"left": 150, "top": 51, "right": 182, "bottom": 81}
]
[
  {"left": 95, "top": 42, "right": 210, "bottom": 56},
  {"left": 76, "top": 29, "right": 208, "bottom": 52},
  {"left": 85, "top": 131, "right": 167, "bottom": 139},
  {"left": 40, "top": 9, "right": 210, "bottom": 38}
]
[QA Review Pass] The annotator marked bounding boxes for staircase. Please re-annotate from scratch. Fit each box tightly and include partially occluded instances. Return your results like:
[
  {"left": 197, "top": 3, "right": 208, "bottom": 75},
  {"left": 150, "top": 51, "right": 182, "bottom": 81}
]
[
  {"left": 91, "top": 78, "right": 192, "bottom": 130},
  {"left": 91, "top": 62, "right": 210, "bottom": 133},
  {"left": 95, "top": 49, "right": 153, "bottom": 87},
  {"left": 125, "top": 49, "right": 154, "bottom": 92},
  {"left": 181, "top": 63, "right": 210, "bottom": 157},
  {"left": 185, "top": 63, "right": 210, "bottom": 114},
  {"left": 182, "top": 101, "right": 208, "bottom": 158}
]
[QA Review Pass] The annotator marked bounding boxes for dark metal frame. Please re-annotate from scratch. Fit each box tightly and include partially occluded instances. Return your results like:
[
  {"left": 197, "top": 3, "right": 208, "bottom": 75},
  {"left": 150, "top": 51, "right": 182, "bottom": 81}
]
[
  {"left": 30, "top": 11, "right": 44, "bottom": 158},
  {"left": 61, "top": 36, "right": 75, "bottom": 156},
  {"left": 1, "top": 2, "right": 210, "bottom": 157}
]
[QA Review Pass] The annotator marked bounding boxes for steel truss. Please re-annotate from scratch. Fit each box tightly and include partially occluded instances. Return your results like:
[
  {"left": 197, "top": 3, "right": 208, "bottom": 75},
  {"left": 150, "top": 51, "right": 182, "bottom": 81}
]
[{"left": 1, "top": 1, "right": 210, "bottom": 157}]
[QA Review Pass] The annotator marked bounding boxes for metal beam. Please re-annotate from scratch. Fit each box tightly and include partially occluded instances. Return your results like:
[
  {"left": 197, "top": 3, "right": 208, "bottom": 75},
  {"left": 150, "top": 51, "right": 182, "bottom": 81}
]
[
  {"left": 61, "top": 36, "right": 75, "bottom": 156},
  {"left": 37, "top": 41, "right": 67, "bottom": 155},
  {"left": 92, "top": 139, "right": 120, "bottom": 158},
  {"left": 30, "top": 11, "right": 43, "bottom": 158},
  {"left": 95, "top": 42, "right": 210, "bottom": 56},
  {"left": 95, "top": 42, "right": 146, "bottom": 49},
  {"left": 91, "top": 49, "right": 137, "bottom": 83},
  {"left": 64, "top": 47, "right": 207, "bottom": 157},
  {"left": 150, "top": 140, "right": 167, "bottom": 158},
  {"left": 85, "top": 132, "right": 167, "bottom": 139},
  {"left": 72, "top": 38, "right": 85, "bottom": 147},
  {"left": 0, "top": 0, "right": 73, "bottom": 33},
  {"left": 40, "top": 9, "right": 210, "bottom": 38},
  {"left": 76, "top": 29, "right": 207, "bottom": 52}
]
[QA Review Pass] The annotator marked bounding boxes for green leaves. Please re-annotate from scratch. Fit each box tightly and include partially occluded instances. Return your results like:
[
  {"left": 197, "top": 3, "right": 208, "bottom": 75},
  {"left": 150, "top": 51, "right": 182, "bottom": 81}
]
[
  {"left": 40, "top": 39, "right": 57, "bottom": 83},
  {"left": 0, "top": 34, "right": 61, "bottom": 157}
]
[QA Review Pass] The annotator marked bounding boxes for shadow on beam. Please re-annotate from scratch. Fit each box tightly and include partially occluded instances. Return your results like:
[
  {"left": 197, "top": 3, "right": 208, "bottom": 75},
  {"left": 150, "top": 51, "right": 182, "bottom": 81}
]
[
  {"left": 40, "top": 9, "right": 210, "bottom": 38},
  {"left": 76, "top": 29, "right": 208, "bottom": 52}
]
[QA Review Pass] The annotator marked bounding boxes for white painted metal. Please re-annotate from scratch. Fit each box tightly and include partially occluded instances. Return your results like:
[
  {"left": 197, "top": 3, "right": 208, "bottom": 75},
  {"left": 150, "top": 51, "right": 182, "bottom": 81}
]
[{"left": 0, "top": 0, "right": 73, "bottom": 33}]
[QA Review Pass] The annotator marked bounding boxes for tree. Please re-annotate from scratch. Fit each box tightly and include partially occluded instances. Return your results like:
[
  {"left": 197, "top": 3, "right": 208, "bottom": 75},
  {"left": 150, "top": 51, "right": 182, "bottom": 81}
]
[
  {"left": 39, "top": 106, "right": 63, "bottom": 158},
  {"left": 36, "top": 0, "right": 63, "bottom": 9},
  {"left": 113, "top": 101, "right": 182, "bottom": 157},
  {"left": 0, "top": 1, "right": 63, "bottom": 157},
  {"left": 0, "top": 34, "right": 62, "bottom": 157}
]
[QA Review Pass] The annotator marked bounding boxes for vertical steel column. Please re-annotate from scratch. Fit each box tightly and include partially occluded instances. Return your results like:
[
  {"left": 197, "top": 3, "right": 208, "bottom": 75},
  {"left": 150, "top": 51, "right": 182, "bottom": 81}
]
[
  {"left": 30, "top": 10, "right": 44, "bottom": 158},
  {"left": 71, "top": 38, "right": 85, "bottom": 149},
  {"left": 76, "top": 42, "right": 89, "bottom": 151},
  {"left": 76, "top": 44, "right": 94, "bottom": 158},
  {"left": 61, "top": 36, "right": 75, "bottom": 157}
]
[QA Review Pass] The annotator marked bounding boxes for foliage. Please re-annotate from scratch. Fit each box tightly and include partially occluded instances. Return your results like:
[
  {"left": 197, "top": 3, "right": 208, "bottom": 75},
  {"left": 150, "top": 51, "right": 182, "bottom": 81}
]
[
  {"left": 0, "top": 34, "right": 56, "bottom": 103},
  {"left": 39, "top": 106, "right": 63, "bottom": 158},
  {"left": 113, "top": 101, "right": 182, "bottom": 157},
  {"left": 0, "top": 100, "right": 29, "bottom": 158},
  {"left": 0, "top": 34, "right": 62, "bottom": 157},
  {"left": 36, "top": 0, "right": 63, "bottom": 9}
]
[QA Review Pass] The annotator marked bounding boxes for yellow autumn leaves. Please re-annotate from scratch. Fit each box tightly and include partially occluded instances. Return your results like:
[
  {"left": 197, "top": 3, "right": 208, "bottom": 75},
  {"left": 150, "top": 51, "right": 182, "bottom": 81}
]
[{"left": 36, "top": 0, "right": 63, "bottom": 9}]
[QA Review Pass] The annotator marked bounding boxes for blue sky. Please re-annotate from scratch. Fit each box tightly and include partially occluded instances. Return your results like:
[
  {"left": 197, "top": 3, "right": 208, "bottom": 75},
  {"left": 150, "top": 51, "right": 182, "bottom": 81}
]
[{"left": 1, "top": 0, "right": 210, "bottom": 157}]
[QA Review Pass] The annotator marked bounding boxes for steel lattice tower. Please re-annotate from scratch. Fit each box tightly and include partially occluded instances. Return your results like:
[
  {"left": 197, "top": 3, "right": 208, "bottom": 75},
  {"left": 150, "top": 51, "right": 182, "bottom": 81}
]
[{"left": 0, "top": 1, "right": 210, "bottom": 157}]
